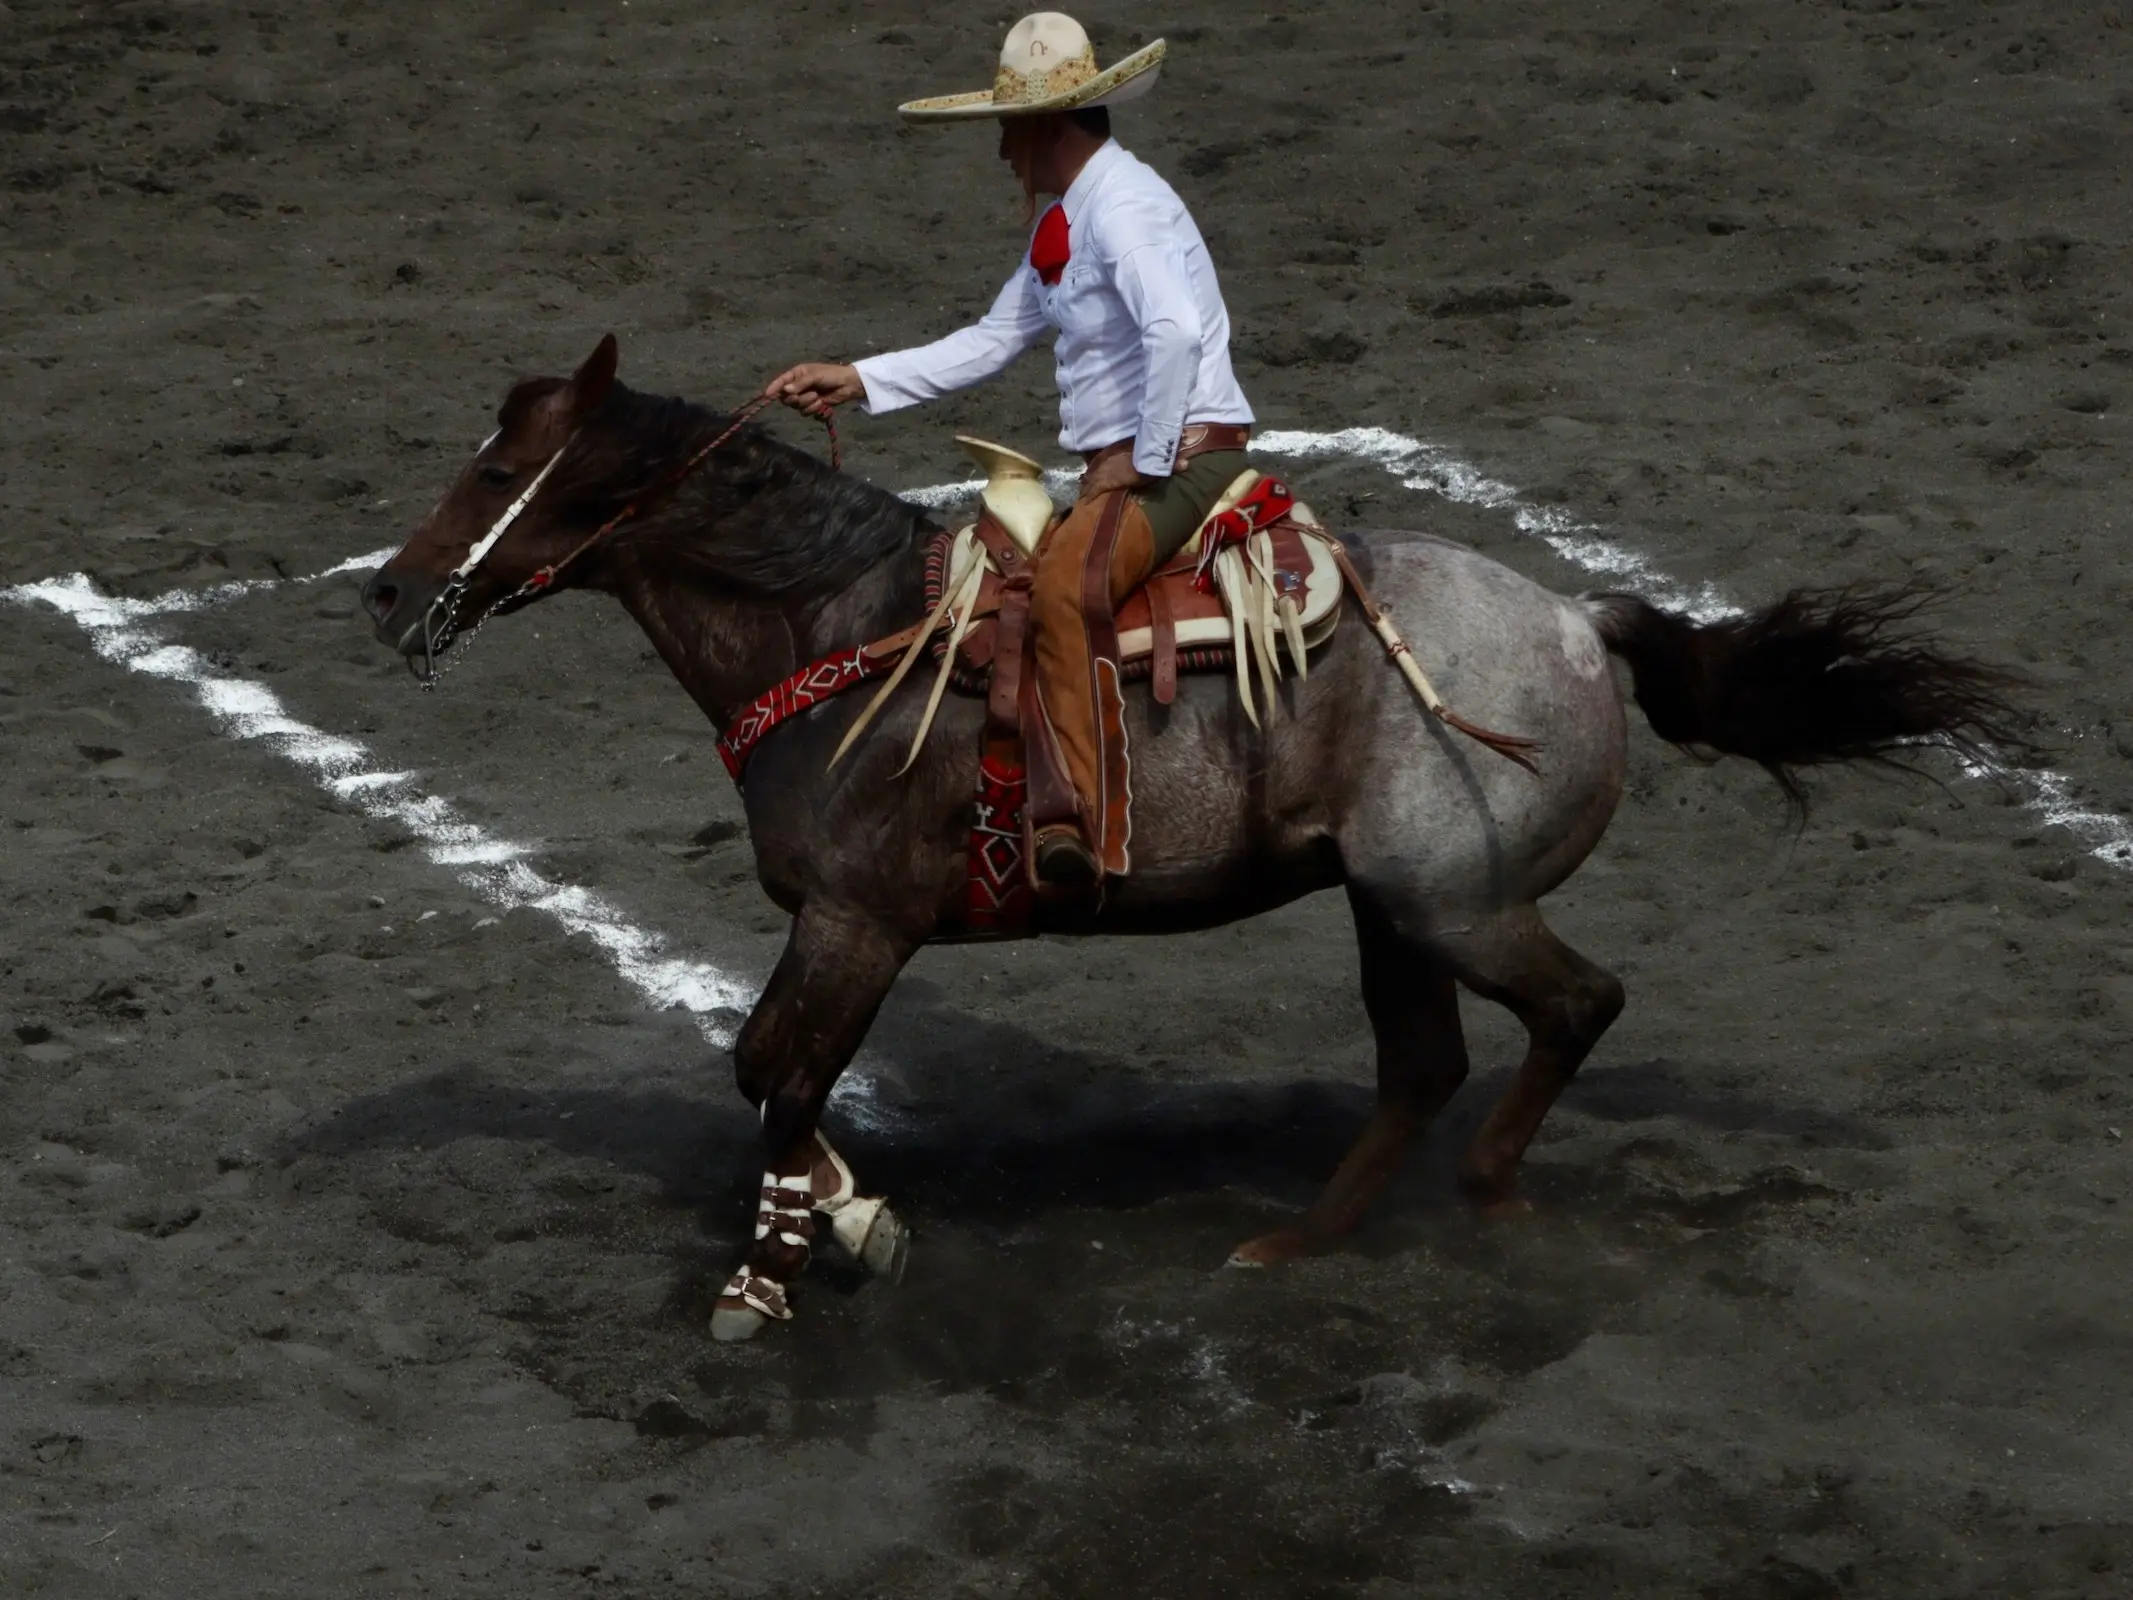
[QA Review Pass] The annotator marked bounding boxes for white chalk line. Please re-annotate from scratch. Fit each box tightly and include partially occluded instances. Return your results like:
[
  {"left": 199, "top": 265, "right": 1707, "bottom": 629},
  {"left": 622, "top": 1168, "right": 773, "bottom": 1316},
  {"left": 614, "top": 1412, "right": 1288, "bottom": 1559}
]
[
  {"left": 7, "top": 575, "right": 757, "bottom": 1041},
  {"left": 5, "top": 428, "right": 2123, "bottom": 1102},
  {"left": 7, "top": 560, "right": 919, "bottom": 1128}
]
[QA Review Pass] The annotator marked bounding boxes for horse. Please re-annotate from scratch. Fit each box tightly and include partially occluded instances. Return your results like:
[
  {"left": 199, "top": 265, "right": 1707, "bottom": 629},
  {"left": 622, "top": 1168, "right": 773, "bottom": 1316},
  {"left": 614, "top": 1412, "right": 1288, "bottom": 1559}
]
[{"left": 359, "top": 335, "right": 2024, "bottom": 1342}]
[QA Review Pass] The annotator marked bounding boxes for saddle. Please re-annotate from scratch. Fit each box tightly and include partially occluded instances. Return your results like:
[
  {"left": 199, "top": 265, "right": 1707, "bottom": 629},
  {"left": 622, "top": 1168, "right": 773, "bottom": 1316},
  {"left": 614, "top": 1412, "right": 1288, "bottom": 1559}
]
[{"left": 931, "top": 437, "right": 1347, "bottom": 718}]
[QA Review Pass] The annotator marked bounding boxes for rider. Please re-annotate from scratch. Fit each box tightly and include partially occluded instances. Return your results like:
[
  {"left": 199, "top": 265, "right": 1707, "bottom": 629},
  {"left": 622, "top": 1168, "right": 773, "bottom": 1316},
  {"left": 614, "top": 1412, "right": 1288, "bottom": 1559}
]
[{"left": 764, "top": 13, "right": 1254, "bottom": 888}]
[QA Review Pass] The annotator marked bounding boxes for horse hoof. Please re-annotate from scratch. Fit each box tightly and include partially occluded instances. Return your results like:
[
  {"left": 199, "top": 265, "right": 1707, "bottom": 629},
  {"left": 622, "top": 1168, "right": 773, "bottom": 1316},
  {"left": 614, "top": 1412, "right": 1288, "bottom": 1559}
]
[
  {"left": 1225, "top": 1226, "right": 1315, "bottom": 1268},
  {"left": 709, "top": 1303, "right": 771, "bottom": 1343},
  {"left": 1458, "top": 1170, "right": 1531, "bottom": 1219},
  {"left": 829, "top": 1195, "right": 910, "bottom": 1283},
  {"left": 710, "top": 1272, "right": 790, "bottom": 1341}
]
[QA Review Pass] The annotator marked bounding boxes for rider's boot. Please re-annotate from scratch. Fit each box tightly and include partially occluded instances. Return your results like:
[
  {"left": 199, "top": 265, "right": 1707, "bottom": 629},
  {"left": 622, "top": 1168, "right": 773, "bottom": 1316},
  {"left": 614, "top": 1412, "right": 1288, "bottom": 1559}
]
[{"left": 1033, "top": 822, "right": 1101, "bottom": 887}]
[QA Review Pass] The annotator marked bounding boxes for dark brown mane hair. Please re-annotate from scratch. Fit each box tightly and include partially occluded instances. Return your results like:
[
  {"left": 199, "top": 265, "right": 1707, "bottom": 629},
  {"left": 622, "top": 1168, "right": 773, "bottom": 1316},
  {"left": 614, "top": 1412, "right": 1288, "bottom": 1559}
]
[{"left": 528, "top": 379, "right": 936, "bottom": 598}]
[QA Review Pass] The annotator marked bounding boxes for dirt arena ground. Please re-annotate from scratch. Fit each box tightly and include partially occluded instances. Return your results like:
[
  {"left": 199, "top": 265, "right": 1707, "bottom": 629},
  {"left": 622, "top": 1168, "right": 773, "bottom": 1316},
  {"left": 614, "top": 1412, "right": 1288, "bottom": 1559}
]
[{"left": 5, "top": 2, "right": 2132, "bottom": 1595}]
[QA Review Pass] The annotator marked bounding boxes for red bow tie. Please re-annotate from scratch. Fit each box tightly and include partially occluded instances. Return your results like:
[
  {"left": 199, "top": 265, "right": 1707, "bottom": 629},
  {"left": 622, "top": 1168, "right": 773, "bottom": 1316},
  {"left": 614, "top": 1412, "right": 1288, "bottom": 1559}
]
[{"left": 1030, "top": 202, "right": 1070, "bottom": 286}]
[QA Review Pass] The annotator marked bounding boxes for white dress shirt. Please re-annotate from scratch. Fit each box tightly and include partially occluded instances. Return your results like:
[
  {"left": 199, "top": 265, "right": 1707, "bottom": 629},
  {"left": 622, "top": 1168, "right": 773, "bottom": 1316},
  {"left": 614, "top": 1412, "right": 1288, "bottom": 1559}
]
[{"left": 853, "top": 140, "right": 1255, "bottom": 479}]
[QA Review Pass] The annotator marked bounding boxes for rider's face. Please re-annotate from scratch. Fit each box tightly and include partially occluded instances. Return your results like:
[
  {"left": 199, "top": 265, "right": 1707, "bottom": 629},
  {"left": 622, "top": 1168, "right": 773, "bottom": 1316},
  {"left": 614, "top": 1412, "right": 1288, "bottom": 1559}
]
[{"left": 998, "top": 119, "right": 1036, "bottom": 190}]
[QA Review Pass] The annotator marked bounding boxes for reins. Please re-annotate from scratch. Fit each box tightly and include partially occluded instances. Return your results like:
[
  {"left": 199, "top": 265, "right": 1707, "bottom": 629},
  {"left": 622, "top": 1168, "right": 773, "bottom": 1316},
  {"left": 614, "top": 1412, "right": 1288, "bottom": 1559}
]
[{"left": 413, "top": 396, "right": 841, "bottom": 689}]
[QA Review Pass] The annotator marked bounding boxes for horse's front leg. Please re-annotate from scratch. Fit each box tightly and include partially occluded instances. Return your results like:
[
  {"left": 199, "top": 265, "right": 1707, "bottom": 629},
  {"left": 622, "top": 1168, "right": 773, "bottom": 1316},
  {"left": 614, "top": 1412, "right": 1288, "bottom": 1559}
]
[
  {"left": 803, "top": 1127, "right": 910, "bottom": 1281},
  {"left": 713, "top": 903, "right": 920, "bottom": 1343}
]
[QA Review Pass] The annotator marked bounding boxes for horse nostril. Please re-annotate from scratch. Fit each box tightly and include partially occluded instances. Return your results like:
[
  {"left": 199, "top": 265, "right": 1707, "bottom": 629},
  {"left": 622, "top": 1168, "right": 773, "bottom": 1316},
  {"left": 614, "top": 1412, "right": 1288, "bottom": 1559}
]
[{"left": 361, "top": 575, "right": 398, "bottom": 624}]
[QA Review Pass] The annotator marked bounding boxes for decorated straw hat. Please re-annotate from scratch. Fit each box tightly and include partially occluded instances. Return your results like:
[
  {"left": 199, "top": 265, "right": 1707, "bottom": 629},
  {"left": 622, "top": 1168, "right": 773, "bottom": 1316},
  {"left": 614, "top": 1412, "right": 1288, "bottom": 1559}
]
[{"left": 898, "top": 12, "right": 1166, "bottom": 123}]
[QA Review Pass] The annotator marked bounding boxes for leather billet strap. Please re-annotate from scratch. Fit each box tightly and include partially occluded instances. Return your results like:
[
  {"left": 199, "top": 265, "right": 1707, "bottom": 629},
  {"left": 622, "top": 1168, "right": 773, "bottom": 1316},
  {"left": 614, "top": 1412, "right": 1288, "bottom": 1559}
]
[
  {"left": 970, "top": 507, "right": 1030, "bottom": 578},
  {"left": 1146, "top": 578, "right": 1179, "bottom": 705},
  {"left": 987, "top": 577, "right": 1034, "bottom": 739},
  {"left": 978, "top": 507, "right": 1035, "bottom": 741}
]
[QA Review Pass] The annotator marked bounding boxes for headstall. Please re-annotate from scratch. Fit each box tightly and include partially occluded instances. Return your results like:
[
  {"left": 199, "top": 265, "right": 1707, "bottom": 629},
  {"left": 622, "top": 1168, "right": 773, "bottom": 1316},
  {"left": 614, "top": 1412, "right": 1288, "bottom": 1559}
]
[{"left": 412, "top": 396, "right": 838, "bottom": 689}]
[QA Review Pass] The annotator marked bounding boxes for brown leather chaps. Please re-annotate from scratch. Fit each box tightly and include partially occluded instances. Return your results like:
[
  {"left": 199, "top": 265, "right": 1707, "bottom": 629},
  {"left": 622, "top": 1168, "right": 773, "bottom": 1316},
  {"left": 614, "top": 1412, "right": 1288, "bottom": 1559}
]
[{"left": 1028, "top": 487, "right": 1156, "bottom": 877}]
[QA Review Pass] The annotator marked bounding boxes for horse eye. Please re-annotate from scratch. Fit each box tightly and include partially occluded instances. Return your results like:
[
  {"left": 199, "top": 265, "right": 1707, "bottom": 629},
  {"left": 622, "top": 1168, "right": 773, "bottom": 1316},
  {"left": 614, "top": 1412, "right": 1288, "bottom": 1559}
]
[{"left": 476, "top": 463, "right": 516, "bottom": 489}]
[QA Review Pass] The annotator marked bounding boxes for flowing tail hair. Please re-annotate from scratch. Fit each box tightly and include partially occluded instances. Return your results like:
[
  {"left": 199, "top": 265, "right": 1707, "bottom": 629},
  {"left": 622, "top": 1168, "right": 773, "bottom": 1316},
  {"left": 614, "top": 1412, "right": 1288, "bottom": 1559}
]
[{"left": 1582, "top": 584, "right": 2034, "bottom": 806}]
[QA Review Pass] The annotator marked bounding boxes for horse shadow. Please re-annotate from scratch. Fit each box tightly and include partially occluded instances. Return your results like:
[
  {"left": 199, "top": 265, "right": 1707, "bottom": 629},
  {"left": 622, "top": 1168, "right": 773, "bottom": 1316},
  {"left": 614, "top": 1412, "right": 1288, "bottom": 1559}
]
[
  {"left": 283, "top": 981, "right": 1889, "bottom": 1224},
  {"left": 285, "top": 1025, "right": 1380, "bottom": 1225}
]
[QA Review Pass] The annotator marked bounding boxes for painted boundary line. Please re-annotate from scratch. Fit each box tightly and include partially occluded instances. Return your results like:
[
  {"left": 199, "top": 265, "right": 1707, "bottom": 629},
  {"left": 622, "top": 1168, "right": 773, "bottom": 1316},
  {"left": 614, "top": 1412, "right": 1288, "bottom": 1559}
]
[
  {"left": 7, "top": 429, "right": 2125, "bottom": 1079},
  {"left": 7, "top": 573, "right": 758, "bottom": 1039}
]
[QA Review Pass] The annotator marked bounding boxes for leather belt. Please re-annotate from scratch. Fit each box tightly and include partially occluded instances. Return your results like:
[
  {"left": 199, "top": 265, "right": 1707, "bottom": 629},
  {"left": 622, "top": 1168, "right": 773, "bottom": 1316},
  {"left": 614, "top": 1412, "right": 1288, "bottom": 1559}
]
[
  {"left": 1173, "top": 422, "right": 1252, "bottom": 467},
  {"left": 1082, "top": 422, "right": 1253, "bottom": 476}
]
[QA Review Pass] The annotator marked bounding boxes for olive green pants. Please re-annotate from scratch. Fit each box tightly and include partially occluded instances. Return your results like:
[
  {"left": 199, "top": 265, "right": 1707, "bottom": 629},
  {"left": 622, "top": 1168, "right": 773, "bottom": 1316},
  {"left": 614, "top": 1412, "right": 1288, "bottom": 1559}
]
[{"left": 1132, "top": 448, "right": 1251, "bottom": 565}]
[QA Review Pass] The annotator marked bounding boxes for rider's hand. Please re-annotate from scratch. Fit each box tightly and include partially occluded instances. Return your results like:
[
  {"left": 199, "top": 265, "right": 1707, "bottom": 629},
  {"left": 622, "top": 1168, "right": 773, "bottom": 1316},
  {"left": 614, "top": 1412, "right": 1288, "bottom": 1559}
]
[
  {"left": 762, "top": 362, "right": 864, "bottom": 418},
  {"left": 1078, "top": 450, "right": 1151, "bottom": 502}
]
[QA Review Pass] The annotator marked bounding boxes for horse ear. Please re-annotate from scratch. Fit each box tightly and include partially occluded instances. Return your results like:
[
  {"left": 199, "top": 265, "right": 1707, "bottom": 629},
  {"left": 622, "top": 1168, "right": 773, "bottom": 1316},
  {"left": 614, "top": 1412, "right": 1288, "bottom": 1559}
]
[{"left": 571, "top": 333, "right": 619, "bottom": 414}]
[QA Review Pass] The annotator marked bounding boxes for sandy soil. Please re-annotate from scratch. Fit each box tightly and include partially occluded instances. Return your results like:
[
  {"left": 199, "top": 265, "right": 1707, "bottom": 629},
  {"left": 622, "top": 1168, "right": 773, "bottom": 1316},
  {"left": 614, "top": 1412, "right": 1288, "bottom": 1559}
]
[{"left": 4, "top": 2, "right": 2132, "bottom": 1595}]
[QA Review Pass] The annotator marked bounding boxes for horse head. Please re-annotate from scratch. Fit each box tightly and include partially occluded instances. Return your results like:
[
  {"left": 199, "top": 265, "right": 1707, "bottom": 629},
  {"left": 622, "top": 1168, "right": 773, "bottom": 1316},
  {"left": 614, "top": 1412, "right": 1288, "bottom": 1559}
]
[{"left": 361, "top": 334, "right": 620, "bottom": 674}]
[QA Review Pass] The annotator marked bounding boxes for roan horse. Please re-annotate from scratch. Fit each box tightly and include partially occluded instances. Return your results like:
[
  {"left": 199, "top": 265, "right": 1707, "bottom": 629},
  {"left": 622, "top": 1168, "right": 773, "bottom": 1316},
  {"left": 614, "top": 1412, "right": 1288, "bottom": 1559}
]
[{"left": 361, "top": 336, "right": 2023, "bottom": 1342}]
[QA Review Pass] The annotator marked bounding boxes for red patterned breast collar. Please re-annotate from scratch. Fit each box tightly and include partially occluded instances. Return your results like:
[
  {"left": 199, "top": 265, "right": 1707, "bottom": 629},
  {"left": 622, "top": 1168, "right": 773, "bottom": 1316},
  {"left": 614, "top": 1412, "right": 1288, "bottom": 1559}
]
[
  {"left": 715, "top": 642, "right": 901, "bottom": 782},
  {"left": 714, "top": 529, "right": 994, "bottom": 783}
]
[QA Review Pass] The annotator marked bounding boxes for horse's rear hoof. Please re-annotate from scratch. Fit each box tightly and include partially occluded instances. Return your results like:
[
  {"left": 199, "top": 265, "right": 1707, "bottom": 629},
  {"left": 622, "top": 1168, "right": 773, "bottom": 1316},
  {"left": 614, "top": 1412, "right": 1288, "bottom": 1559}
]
[
  {"left": 829, "top": 1195, "right": 910, "bottom": 1283},
  {"left": 1457, "top": 1166, "right": 1532, "bottom": 1219},
  {"left": 710, "top": 1303, "right": 771, "bottom": 1342}
]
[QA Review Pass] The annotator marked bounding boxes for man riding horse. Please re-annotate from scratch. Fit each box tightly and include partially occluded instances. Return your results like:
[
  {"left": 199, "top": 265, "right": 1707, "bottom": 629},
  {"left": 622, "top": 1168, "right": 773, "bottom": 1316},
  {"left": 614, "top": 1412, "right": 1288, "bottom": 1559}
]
[
  {"left": 356, "top": 11, "right": 2024, "bottom": 1342},
  {"left": 765, "top": 13, "right": 1254, "bottom": 889}
]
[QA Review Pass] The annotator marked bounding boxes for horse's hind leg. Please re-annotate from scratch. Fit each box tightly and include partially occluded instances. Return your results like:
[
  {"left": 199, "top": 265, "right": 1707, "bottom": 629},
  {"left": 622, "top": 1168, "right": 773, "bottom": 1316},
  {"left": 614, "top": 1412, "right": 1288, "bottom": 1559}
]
[
  {"left": 713, "top": 905, "right": 920, "bottom": 1343},
  {"left": 1435, "top": 905, "right": 1625, "bottom": 1209},
  {"left": 1228, "top": 886, "right": 1472, "bottom": 1267}
]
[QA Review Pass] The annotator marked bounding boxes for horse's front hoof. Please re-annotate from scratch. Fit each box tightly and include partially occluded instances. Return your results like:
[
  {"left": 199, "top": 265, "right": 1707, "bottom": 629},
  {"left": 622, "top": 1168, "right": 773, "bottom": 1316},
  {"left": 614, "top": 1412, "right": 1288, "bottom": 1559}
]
[
  {"left": 1471, "top": 1192, "right": 1535, "bottom": 1221},
  {"left": 710, "top": 1272, "right": 791, "bottom": 1342},
  {"left": 709, "top": 1303, "right": 771, "bottom": 1342},
  {"left": 828, "top": 1195, "right": 910, "bottom": 1283},
  {"left": 1225, "top": 1226, "right": 1317, "bottom": 1268}
]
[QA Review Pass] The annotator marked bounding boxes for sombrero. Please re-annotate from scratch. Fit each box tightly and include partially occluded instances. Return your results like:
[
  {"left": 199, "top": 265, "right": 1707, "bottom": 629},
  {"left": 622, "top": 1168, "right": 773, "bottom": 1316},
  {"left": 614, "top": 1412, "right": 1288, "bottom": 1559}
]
[{"left": 898, "top": 12, "right": 1165, "bottom": 124}]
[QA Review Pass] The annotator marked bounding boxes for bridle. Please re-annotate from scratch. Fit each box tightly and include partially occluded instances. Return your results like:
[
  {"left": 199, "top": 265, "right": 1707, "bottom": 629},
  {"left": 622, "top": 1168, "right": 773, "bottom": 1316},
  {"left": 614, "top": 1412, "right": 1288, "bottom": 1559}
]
[{"left": 411, "top": 395, "right": 840, "bottom": 689}]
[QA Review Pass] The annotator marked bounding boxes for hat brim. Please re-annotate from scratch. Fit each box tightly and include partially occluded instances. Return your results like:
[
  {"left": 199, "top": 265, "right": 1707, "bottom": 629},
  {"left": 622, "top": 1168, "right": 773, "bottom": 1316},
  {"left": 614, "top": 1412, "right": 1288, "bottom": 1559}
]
[{"left": 898, "top": 41, "right": 1165, "bottom": 123}]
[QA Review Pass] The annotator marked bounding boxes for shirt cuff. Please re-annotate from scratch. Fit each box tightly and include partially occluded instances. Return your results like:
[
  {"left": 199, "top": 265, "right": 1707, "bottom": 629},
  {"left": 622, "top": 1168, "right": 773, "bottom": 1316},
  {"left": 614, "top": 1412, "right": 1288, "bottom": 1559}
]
[
  {"left": 1132, "top": 423, "right": 1181, "bottom": 478},
  {"left": 850, "top": 356, "right": 911, "bottom": 417}
]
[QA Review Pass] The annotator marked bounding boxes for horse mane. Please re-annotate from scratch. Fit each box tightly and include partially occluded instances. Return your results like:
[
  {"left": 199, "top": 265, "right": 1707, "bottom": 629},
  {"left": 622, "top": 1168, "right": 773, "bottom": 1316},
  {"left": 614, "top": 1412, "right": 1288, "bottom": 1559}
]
[{"left": 555, "top": 380, "right": 933, "bottom": 597}]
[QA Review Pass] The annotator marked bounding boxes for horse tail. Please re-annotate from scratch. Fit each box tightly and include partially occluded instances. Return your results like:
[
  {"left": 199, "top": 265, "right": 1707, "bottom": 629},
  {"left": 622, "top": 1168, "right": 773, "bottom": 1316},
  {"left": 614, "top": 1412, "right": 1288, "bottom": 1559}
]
[{"left": 1581, "top": 584, "right": 2032, "bottom": 806}]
